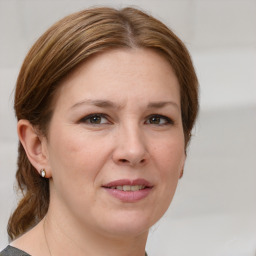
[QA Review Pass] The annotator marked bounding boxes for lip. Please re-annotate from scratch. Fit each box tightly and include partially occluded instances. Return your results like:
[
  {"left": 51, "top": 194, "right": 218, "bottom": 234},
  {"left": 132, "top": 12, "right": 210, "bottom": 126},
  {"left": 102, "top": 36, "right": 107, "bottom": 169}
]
[
  {"left": 102, "top": 179, "right": 153, "bottom": 203},
  {"left": 103, "top": 178, "right": 153, "bottom": 188}
]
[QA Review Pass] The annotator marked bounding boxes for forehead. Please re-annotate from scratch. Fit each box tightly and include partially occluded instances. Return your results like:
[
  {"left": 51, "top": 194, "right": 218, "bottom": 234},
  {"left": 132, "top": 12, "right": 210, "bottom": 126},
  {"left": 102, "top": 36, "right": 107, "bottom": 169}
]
[{"left": 53, "top": 48, "right": 180, "bottom": 110}]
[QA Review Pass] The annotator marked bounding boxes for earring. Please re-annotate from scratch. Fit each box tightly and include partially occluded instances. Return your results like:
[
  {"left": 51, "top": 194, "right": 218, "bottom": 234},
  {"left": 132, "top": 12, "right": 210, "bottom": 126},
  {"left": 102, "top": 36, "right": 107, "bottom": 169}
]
[{"left": 40, "top": 169, "right": 46, "bottom": 178}]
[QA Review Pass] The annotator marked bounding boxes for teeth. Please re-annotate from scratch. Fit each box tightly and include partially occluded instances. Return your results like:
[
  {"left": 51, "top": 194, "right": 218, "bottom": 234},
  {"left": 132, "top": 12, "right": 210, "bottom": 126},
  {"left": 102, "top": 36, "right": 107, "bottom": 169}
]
[
  {"left": 131, "top": 185, "right": 139, "bottom": 191},
  {"left": 112, "top": 185, "right": 146, "bottom": 191},
  {"left": 123, "top": 185, "right": 130, "bottom": 191}
]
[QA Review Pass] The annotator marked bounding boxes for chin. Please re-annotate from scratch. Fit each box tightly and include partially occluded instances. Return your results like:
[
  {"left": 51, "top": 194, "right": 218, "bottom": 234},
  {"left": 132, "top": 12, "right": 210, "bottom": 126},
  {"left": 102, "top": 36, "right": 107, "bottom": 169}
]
[{"left": 98, "top": 209, "right": 158, "bottom": 238}]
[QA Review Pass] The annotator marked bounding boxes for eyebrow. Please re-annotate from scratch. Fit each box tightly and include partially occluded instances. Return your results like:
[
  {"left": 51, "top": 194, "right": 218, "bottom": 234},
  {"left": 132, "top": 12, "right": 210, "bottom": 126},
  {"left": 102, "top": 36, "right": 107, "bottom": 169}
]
[
  {"left": 70, "top": 99, "right": 122, "bottom": 110},
  {"left": 147, "top": 101, "right": 180, "bottom": 110},
  {"left": 70, "top": 99, "right": 179, "bottom": 111}
]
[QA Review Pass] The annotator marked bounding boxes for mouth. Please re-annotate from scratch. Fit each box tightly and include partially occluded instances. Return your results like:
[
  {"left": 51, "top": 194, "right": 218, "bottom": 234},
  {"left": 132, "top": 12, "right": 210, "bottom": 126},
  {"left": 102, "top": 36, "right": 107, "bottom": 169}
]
[
  {"left": 102, "top": 179, "right": 153, "bottom": 202},
  {"left": 102, "top": 178, "right": 153, "bottom": 190},
  {"left": 106, "top": 185, "right": 147, "bottom": 191}
]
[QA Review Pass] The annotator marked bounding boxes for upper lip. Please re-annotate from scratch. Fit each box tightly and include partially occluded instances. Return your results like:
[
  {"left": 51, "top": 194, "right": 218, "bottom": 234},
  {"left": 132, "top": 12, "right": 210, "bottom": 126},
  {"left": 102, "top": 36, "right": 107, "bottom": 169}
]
[{"left": 102, "top": 179, "right": 153, "bottom": 188}]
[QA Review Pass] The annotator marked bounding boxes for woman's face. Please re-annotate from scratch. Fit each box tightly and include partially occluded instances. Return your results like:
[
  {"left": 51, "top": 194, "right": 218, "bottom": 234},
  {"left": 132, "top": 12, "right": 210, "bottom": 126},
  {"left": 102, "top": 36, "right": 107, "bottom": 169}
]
[{"left": 44, "top": 48, "right": 185, "bottom": 238}]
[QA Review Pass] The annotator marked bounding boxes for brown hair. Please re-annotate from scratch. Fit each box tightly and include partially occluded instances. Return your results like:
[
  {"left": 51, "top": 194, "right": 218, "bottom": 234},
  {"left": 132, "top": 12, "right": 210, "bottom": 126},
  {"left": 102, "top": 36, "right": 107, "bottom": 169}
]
[{"left": 8, "top": 6, "right": 199, "bottom": 240}]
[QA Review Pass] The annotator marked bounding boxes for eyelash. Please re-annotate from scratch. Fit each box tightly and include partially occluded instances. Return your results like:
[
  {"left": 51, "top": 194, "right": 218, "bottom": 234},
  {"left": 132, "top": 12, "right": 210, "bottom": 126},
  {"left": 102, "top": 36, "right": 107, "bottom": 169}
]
[
  {"left": 145, "top": 114, "right": 174, "bottom": 126},
  {"left": 79, "top": 113, "right": 174, "bottom": 126},
  {"left": 79, "top": 113, "right": 110, "bottom": 125}
]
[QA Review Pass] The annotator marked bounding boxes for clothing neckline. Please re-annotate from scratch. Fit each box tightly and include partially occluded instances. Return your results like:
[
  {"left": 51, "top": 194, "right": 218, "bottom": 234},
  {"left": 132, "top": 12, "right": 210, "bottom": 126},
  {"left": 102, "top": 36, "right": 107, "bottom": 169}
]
[
  {"left": 2, "top": 245, "right": 147, "bottom": 256},
  {"left": 1, "top": 245, "right": 31, "bottom": 256}
]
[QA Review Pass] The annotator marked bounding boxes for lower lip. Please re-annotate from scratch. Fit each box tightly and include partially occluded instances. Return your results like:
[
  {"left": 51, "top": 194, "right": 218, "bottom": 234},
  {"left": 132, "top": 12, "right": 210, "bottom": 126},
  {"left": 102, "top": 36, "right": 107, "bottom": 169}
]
[{"left": 103, "top": 187, "right": 152, "bottom": 202}]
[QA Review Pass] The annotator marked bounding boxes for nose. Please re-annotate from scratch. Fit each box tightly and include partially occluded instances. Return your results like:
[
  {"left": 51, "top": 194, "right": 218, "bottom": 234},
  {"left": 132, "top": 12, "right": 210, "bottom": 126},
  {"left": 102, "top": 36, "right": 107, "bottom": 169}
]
[{"left": 112, "top": 124, "right": 149, "bottom": 167}]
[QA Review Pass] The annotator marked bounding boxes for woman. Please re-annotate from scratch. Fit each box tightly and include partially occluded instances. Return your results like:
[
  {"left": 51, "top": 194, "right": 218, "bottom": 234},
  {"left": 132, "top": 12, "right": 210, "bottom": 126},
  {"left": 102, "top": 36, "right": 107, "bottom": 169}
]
[{"left": 1, "top": 6, "right": 198, "bottom": 256}]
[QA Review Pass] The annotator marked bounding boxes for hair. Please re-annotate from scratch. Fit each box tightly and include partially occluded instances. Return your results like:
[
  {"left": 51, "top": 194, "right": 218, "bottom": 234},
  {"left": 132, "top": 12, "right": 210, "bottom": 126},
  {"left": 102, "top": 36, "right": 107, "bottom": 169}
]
[{"left": 8, "top": 6, "right": 199, "bottom": 240}]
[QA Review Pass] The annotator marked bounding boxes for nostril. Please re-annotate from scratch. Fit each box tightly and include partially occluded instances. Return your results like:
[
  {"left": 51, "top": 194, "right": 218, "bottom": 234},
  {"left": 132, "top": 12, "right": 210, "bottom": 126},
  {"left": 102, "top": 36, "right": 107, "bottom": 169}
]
[{"left": 118, "top": 158, "right": 146, "bottom": 165}]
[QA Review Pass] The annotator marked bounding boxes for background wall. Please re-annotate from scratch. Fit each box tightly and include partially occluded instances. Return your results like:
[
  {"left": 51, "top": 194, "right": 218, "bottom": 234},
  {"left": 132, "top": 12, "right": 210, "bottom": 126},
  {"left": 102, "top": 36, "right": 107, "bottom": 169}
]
[{"left": 0, "top": 0, "right": 255, "bottom": 255}]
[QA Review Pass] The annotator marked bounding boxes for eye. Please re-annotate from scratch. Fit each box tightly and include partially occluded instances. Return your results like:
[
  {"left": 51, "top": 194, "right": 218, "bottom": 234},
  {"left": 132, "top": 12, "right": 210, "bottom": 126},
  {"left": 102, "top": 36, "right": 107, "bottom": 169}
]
[
  {"left": 145, "top": 114, "right": 173, "bottom": 125},
  {"left": 80, "top": 114, "right": 109, "bottom": 125}
]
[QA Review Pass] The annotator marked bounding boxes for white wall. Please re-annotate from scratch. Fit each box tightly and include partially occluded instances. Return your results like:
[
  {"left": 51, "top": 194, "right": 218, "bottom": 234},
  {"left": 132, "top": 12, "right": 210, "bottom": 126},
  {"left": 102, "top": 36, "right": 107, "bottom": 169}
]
[{"left": 1, "top": 0, "right": 256, "bottom": 255}]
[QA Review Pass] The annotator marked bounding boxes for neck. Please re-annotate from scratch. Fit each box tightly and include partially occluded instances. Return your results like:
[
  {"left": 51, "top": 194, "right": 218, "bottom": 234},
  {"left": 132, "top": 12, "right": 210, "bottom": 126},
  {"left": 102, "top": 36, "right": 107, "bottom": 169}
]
[{"left": 44, "top": 209, "right": 148, "bottom": 256}]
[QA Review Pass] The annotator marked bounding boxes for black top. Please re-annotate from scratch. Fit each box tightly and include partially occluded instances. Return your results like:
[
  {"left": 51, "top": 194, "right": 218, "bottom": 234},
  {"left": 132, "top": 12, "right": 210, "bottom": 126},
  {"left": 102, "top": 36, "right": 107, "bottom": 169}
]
[
  {"left": 1, "top": 245, "right": 148, "bottom": 255},
  {"left": 0, "top": 246, "right": 31, "bottom": 256}
]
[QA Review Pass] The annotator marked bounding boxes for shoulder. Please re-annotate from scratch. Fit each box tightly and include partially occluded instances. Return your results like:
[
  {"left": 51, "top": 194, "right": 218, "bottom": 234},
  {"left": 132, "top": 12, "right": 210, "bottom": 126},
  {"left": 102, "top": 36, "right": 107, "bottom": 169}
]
[
  {"left": 6, "top": 221, "right": 45, "bottom": 256},
  {"left": 0, "top": 246, "right": 31, "bottom": 256}
]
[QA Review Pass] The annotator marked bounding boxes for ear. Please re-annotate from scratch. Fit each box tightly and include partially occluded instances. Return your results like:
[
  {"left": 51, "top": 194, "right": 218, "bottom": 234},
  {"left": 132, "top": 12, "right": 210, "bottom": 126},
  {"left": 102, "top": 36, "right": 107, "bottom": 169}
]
[
  {"left": 179, "top": 153, "right": 186, "bottom": 179},
  {"left": 17, "top": 119, "right": 52, "bottom": 178},
  {"left": 179, "top": 169, "right": 184, "bottom": 179}
]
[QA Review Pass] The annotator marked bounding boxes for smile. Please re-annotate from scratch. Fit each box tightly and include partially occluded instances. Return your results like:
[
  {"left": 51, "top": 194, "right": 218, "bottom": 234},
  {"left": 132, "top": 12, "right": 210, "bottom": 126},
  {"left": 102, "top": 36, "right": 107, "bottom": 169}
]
[
  {"left": 102, "top": 179, "right": 153, "bottom": 202},
  {"left": 109, "top": 185, "right": 146, "bottom": 191}
]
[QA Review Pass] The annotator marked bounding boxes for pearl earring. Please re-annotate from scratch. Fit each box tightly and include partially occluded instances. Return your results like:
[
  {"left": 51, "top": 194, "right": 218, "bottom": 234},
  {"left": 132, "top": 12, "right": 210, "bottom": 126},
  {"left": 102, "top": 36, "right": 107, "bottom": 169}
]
[{"left": 40, "top": 169, "right": 46, "bottom": 178}]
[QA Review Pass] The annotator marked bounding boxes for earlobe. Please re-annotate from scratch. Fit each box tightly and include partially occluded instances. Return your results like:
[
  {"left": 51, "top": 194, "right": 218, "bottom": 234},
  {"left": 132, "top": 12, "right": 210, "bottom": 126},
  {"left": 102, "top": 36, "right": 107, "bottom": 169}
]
[
  {"left": 179, "top": 169, "right": 184, "bottom": 179},
  {"left": 17, "top": 119, "right": 51, "bottom": 178},
  {"left": 179, "top": 153, "right": 186, "bottom": 179}
]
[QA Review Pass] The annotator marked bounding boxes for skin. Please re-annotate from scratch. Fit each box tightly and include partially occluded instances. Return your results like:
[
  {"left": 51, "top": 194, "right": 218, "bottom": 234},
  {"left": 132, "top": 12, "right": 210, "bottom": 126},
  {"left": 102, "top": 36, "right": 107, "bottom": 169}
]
[{"left": 14, "top": 48, "right": 185, "bottom": 256}]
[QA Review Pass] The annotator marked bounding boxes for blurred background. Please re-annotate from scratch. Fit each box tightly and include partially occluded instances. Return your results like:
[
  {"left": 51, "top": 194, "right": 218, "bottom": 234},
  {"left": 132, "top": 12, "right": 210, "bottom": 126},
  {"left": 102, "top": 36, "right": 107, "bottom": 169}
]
[{"left": 0, "top": 0, "right": 255, "bottom": 255}]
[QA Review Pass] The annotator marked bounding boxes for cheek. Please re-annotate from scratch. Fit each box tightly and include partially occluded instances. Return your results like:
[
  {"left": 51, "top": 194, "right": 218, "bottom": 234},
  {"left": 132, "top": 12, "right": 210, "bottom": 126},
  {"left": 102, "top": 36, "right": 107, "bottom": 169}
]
[
  {"left": 146, "top": 137, "right": 185, "bottom": 223},
  {"left": 47, "top": 126, "right": 114, "bottom": 193},
  {"left": 154, "top": 137, "right": 185, "bottom": 197},
  {"left": 154, "top": 136, "right": 185, "bottom": 175},
  {"left": 46, "top": 129, "right": 106, "bottom": 211}
]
